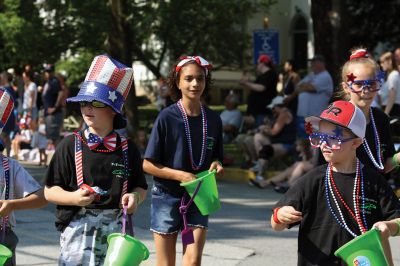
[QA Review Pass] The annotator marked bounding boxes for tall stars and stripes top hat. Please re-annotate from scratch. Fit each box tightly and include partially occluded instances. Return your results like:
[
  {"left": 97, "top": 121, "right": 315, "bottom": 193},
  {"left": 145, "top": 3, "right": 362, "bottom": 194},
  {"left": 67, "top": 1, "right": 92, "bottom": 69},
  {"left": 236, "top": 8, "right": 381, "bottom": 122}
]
[
  {"left": 0, "top": 88, "right": 14, "bottom": 134},
  {"left": 67, "top": 54, "right": 134, "bottom": 129}
]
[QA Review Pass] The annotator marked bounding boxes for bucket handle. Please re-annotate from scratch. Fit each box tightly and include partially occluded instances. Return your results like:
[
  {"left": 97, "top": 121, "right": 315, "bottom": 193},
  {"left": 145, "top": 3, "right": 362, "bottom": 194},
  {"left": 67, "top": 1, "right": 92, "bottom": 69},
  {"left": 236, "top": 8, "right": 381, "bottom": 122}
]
[
  {"left": 179, "top": 180, "right": 203, "bottom": 229},
  {"left": 121, "top": 205, "right": 134, "bottom": 237}
]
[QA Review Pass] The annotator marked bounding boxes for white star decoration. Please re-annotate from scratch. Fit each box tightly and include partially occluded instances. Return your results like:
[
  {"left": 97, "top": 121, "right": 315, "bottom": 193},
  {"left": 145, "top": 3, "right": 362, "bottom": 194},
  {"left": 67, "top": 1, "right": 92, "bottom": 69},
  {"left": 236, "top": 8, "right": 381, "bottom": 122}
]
[
  {"left": 108, "top": 91, "right": 117, "bottom": 102},
  {"left": 86, "top": 83, "right": 97, "bottom": 94}
]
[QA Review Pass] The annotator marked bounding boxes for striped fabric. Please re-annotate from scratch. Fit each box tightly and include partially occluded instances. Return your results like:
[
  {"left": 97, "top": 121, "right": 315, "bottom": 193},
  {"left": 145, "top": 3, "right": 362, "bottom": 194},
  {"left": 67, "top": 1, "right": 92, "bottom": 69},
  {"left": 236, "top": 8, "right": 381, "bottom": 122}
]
[{"left": 0, "top": 89, "right": 14, "bottom": 131}]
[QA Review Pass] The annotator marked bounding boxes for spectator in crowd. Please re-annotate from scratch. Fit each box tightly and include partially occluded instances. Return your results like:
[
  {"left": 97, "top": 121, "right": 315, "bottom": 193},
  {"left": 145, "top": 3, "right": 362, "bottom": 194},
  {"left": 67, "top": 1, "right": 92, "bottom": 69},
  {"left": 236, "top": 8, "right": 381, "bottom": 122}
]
[
  {"left": 394, "top": 47, "right": 400, "bottom": 72},
  {"left": 249, "top": 138, "right": 314, "bottom": 192},
  {"left": 379, "top": 51, "right": 400, "bottom": 116},
  {"left": 250, "top": 96, "right": 296, "bottom": 180},
  {"left": 42, "top": 64, "right": 64, "bottom": 147},
  {"left": 155, "top": 76, "right": 173, "bottom": 110},
  {"left": 22, "top": 70, "right": 38, "bottom": 128},
  {"left": 239, "top": 54, "right": 278, "bottom": 127},
  {"left": 282, "top": 59, "right": 301, "bottom": 115},
  {"left": 220, "top": 92, "right": 243, "bottom": 144},
  {"left": 31, "top": 116, "right": 48, "bottom": 166},
  {"left": 0, "top": 71, "right": 17, "bottom": 156},
  {"left": 292, "top": 55, "right": 333, "bottom": 138},
  {"left": 11, "top": 119, "right": 32, "bottom": 161},
  {"left": 134, "top": 128, "right": 148, "bottom": 158}
]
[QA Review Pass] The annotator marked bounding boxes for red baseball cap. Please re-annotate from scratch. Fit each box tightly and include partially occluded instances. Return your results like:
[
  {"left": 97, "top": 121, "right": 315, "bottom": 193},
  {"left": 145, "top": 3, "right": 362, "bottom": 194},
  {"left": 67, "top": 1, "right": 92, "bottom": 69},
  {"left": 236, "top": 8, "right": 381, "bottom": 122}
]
[
  {"left": 305, "top": 101, "right": 366, "bottom": 138},
  {"left": 257, "top": 54, "right": 271, "bottom": 64}
]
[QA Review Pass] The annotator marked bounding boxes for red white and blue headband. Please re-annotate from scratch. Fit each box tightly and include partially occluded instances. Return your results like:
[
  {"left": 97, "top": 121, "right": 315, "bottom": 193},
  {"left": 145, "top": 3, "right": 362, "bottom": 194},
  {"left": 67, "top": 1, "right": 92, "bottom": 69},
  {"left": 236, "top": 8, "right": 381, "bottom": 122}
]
[
  {"left": 175, "top": 56, "right": 212, "bottom": 76},
  {"left": 349, "top": 49, "right": 369, "bottom": 60}
]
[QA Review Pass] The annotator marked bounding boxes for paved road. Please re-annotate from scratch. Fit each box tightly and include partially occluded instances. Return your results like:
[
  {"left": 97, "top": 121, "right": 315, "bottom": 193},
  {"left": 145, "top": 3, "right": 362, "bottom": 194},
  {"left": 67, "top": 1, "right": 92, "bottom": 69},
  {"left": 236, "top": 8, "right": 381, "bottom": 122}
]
[{"left": 14, "top": 164, "right": 400, "bottom": 265}]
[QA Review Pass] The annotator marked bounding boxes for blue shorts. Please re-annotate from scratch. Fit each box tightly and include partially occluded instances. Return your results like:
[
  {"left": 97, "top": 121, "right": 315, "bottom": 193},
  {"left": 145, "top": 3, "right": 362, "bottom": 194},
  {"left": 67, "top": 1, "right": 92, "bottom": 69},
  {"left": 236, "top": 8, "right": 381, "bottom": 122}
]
[{"left": 150, "top": 185, "right": 208, "bottom": 234}]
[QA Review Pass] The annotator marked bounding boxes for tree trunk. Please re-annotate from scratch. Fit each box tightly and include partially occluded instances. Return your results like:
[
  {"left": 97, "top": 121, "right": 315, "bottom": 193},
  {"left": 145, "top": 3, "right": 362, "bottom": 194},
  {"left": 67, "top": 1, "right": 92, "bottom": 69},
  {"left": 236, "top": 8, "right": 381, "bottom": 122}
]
[
  {"left": 311, "top": 0, "right": 348, "bottom": 87},
  {"left": 108, "top": 0, "right": 138, "bottom": 136}
]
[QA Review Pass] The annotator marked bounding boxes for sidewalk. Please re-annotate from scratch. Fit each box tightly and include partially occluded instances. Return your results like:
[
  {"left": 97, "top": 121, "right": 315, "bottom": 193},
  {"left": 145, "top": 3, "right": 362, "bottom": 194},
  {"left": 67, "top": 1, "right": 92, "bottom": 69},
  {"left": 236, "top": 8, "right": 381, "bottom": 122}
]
[{"left": 14, "top": 163, "right": 400, "bottom": 265}]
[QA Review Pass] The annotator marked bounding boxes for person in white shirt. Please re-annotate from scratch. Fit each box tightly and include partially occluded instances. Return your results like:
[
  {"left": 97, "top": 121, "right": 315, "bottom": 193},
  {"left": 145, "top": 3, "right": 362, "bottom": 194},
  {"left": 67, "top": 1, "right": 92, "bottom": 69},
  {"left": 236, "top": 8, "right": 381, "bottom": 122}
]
[{"left": 379, "top": 51, "right": 400, "bottom": 116}]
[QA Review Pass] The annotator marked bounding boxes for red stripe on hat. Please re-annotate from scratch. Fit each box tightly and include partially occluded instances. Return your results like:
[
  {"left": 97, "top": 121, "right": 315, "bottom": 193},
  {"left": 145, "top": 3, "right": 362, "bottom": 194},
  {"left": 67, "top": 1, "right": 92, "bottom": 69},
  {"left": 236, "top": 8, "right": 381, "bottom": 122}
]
[
  {"left": 123, "top": 75, "right": 133, "bottom": 99},
  {"left": 87, "top": 56, "right": 108, "bottom": 81},
  {"left": 107, "top": 68, "right": 126, "bottom": 91},
  {"left": 2, "top": 98, "right": 14, "bottom": 125}
]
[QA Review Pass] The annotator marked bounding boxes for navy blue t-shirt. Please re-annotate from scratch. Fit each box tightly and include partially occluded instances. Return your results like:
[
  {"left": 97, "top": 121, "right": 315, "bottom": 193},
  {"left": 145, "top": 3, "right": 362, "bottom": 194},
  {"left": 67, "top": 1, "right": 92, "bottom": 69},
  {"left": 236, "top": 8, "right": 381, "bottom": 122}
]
[
  {"left": 144, "top": 103, "right": 223, "bottom": 195},
  {"left": 42, "top": 76, "right": 61, "bottom": 115}
]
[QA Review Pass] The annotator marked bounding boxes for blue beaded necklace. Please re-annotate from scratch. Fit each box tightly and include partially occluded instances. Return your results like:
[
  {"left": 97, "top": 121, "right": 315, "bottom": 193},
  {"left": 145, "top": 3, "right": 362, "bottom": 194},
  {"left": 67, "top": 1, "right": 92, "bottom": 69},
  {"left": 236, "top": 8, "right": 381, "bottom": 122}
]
[
  {"left": 324, "top": 161, "right": 368, "bottom": 238},
  {"left": 177, "top": 99, "right": 207, "bottom": 171},
  {"left": 362, "top": 108, "right": 384, "bottom": 170}
]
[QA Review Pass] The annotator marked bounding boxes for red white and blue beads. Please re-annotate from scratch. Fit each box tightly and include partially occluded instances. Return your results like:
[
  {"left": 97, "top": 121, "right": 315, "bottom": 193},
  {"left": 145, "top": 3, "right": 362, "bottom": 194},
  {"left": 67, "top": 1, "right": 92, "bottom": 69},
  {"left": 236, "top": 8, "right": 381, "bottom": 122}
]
[
  {"left": 177, "top": 99, "right": 207, "bottom": 171},
  {"left": 362, "top": 109, "right": 384, "bottom": 170},
  {"left": 325, "top": 161, "right": 367, "bottom": 238}
]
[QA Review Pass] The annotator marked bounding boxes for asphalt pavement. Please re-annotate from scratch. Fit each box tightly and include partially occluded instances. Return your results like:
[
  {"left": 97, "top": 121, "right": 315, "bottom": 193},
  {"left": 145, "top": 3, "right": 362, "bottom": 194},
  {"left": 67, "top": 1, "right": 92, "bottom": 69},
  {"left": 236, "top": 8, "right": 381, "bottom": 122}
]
[{"left": 13, "top": 163, "right": 400, "bottom": 265}]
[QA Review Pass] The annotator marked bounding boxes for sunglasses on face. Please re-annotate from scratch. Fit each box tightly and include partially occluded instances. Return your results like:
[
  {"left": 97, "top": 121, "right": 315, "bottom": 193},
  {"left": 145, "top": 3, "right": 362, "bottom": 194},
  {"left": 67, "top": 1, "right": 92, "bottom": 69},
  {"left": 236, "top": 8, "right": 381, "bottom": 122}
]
[
  {"left": 79, "top": 101, "right": 107, "bottom": 108},
  {"left": 309, "top": 132, "right": 355, "bottom": 150},
  {"left": 347, "top": 79, "right": 381, "bottom": 93}
]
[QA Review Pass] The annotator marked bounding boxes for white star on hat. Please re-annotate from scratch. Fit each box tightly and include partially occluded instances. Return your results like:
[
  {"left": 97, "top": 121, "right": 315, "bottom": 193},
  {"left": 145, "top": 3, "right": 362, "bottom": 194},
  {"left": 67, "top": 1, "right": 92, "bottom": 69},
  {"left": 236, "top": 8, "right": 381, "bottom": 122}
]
[
  {"left": 86, "top": 83, "right": 97, "bottom": 94},
  {"left": 108, "top": 91, "right": 117, "bottom": 102}
]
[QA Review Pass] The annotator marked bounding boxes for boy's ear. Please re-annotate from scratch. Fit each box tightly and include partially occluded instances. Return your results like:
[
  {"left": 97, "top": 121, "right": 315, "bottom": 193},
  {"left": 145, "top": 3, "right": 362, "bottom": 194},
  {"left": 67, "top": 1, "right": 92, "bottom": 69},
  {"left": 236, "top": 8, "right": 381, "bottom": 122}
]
[{"left": 352, "top": 137, "right": 363, "bottom": 149}]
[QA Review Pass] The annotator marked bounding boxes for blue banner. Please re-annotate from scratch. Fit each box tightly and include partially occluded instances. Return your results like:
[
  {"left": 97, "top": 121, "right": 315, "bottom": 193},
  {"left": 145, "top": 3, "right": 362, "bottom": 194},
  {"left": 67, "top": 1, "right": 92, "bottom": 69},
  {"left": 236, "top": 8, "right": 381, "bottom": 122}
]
[{"left": 253, "top": 29, "right": 279, "bottom": 65}]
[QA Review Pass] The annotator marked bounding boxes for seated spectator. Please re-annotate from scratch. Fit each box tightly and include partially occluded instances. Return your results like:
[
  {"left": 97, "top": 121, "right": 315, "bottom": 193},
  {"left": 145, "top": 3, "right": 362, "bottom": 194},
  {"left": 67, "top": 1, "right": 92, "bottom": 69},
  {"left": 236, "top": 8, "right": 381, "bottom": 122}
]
[
  {"left": 220, "top": 92, "right": 243, "bottom": 143},
  {"left": 31, "top": 116, "right": 48, "bottom": 166},
  {"left": 11, "top": 119, "right": 32, "bottom": 160},
  {"left": 238, "top": 96, "right": 296, "bottom": 172},
  {"left": 249, "top": 138, "right": 314, "bottom": 191}
]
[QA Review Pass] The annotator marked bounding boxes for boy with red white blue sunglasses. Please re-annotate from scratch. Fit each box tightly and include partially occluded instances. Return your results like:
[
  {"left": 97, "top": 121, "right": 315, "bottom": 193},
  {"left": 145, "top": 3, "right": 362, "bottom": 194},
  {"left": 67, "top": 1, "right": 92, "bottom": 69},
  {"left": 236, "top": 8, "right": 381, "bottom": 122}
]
[{"left": 271, "top": 100, "right": 400, "bottom": 265}]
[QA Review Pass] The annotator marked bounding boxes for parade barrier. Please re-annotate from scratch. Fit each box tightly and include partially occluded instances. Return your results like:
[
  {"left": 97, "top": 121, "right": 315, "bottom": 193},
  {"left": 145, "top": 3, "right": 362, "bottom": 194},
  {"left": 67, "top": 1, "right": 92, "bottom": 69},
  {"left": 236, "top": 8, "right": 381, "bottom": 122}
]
[
  {"left": 104, "top": 207, "right": 149, "bottom": 266},
  {"left": 180, "top": 170, "right": 220, "bottom": 215},
  {"left": 334, "top": 228, "right": 389, "bottom": 266}
]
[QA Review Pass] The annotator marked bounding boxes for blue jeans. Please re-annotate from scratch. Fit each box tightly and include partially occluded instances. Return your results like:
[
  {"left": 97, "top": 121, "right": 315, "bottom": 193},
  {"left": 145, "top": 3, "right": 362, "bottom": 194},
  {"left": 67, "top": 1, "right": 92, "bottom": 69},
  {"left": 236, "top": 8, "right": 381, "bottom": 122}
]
[{"left": 150, "top": 185, "right": 208, "bottom": 234}]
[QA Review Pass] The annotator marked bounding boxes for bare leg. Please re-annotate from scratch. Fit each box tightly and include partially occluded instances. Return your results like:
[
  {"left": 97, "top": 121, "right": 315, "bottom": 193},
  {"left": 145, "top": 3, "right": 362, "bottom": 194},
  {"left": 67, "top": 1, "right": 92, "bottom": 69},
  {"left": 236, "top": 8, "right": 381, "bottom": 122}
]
[
  {"left": 153, "top": 232, "right": 178, "bottom": 266},
  {"left": 288, "top": 161, "right": 313, "bottom": 186},
  {"left": 182, "top": 227, "right": 207, "bottom": 266}
]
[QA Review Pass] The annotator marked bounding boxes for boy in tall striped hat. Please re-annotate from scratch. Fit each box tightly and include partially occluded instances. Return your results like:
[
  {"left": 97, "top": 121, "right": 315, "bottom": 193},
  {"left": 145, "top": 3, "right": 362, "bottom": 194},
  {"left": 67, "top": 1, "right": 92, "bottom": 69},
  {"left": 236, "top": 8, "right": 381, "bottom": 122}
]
[
  {"left": 0, "top": 88, "right": 47, "bottom": 266},
  {"left": 44, "top": 55, "right": 148, "bottom": 265},
  {"left": 271, "top": 100, "right": 400, "bottom": 265}
]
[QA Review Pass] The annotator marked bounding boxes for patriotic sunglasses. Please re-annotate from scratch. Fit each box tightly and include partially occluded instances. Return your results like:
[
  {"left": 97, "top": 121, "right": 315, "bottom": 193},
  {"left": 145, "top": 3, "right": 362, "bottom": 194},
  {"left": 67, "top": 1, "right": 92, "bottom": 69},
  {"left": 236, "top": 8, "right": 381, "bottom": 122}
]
[
  {"left": 175, "top": 56, "right": 212, "bottom": 76},
  {"left": 346, "top": 71, "right": 384, "bottom": 94},
  {"left": 79, "top": 101, "right": 107, "bottom": 108},
  {"left": 309, "top": 132, "right": 355, "bottom": 150}
]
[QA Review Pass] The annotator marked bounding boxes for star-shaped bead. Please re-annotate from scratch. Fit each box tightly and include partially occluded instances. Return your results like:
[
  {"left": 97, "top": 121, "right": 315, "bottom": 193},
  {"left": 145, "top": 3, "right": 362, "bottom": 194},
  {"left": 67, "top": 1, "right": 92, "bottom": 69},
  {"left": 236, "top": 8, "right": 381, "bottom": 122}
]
[
  {"left": 108, "top": 91, "right": 117, "bottom": 102},
  {"left": 86, "top": 83, "right": 97, "bottom": 94},
  {"left": 346, "top": 73, "right": 356, "bottom": 83}
]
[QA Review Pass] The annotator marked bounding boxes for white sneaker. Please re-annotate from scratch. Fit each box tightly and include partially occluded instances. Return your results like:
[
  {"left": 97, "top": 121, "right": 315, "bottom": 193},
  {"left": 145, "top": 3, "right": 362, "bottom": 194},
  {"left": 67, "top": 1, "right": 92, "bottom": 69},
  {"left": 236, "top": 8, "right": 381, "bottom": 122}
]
[{"left": 255, "top": 175, "right": 264, "bottom": 182}]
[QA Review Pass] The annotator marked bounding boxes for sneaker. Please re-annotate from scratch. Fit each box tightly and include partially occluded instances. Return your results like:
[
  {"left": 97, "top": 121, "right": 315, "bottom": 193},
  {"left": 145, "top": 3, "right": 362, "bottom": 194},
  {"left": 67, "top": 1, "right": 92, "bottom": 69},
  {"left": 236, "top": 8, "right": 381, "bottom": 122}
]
[{"left": 255, "top": 175, "right": 265, "bottom": 182}]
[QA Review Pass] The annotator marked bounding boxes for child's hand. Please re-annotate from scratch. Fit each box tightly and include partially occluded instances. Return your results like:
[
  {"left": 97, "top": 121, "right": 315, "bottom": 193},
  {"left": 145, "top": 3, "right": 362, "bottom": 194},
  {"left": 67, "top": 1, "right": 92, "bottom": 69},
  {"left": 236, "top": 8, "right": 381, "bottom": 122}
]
[
  {"left": 209, "top": 161, "right": 224, "bottom": 177},
  {"left": 277, "top": 206, "right": 303, "bottom": 225},
  {"left": 74, "top": 188, "right": 95, "bottom": 206},
  {"left": 0, "top": 200, "right": 14, "bottom": 217},
  {"left": 121, "top": 193, "right": 139, "bottom": 214},
  {"left": 180, "top": 172, "right": 197, "bottom": 183},
  {"left": 373, "top": 221, "right": 391, "bottom": 239}
]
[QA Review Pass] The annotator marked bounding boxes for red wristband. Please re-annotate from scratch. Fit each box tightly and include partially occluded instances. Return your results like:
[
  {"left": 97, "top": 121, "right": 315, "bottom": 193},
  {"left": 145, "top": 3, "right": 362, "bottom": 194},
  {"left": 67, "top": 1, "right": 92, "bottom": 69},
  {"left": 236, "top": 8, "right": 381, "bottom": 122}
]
[{"left": 273, "top": 208, "right": 282, "bottom": 224}]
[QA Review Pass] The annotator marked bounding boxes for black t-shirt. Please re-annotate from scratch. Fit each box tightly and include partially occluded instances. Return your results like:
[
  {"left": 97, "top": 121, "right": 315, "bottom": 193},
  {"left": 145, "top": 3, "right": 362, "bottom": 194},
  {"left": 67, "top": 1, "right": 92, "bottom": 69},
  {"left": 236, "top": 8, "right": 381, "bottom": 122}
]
[
  {"left": 246, "top": 69, "right": 278, "bottom": 116},
  {"left": 144, "top": 104, "right": 223, "bottom": 196},
  {"left": 357, "top": 107, "right": 395, "bottom": 170},
  {"left": 45, "top": 133, "right": 148, "bottom": 231},
  {"left": 275, "top": 164, "right": 400, "bottom": 266},
  {"left": 42, "top": 76, "right": 61, "bottom": 115}
]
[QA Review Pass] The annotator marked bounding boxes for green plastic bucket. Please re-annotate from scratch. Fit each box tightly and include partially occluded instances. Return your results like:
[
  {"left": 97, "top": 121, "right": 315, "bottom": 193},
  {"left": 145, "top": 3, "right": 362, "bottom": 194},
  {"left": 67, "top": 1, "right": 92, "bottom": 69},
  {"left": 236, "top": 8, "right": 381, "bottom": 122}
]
[
  {"left": 334, "top": 228, "right": 389, "bottom": 266},
  {"left": 0, "top": 244, "right": 12, "bottom": 266},
  {"left": 180, "top": 170, "right": 220, "bottom": 216},
  {"left": 104, "top": 233, "right": 149, "bottom": 266}
]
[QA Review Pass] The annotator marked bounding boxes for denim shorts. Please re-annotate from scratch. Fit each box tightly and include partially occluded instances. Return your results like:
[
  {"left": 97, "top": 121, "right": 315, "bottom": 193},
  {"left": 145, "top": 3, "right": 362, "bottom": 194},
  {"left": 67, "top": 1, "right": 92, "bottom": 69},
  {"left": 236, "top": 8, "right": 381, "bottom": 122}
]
[{"left": 150, "top": 185, "right": 208, "bottom": 234}]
